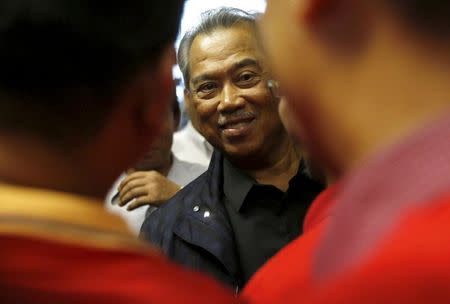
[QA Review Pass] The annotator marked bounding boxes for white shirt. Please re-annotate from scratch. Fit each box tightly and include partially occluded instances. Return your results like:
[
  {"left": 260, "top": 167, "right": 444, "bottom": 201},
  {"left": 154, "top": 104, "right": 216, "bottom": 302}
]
[
  {"left": 172, "top": 121, "right": 213, "bottom": 167},
  {"left": 105, "top": 156, "right": 206, "bottom": 235}
]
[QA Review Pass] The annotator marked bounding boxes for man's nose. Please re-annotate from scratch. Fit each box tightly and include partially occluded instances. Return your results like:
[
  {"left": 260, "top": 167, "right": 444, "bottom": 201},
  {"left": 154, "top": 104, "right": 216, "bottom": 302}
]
[{"left": 217, "top": 84, "right": 245, "bottom": 113}]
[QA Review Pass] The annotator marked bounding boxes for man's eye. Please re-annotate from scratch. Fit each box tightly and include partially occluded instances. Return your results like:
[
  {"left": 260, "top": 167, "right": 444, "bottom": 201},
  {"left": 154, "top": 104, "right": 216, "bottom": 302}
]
[
  {"left": 198, "top": 83, "right": 217, "bottom": 93},
  {"left": 239, "top": 73, "right": 255, "bottom": 82},
  {"left": 237, "top": 72, "right": 262, "bottom": 87}
]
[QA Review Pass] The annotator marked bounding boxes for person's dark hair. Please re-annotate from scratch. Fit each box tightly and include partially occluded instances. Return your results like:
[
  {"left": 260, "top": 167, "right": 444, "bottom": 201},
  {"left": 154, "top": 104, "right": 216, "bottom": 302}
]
[
  {"left": 387, "top": 0, "right": 450, "bottom": 36},
  {"left": 177, "top": 7, "right": 257, "bottom": 88},
  {"left": 0, "top": 0, "right": 184, "bottom": 145}
]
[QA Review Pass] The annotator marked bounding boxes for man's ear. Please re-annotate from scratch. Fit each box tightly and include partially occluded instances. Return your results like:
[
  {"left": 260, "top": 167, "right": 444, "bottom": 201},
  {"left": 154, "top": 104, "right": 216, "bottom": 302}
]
[
  {"left": 298, "top": 0, "right": 370, "bottom": 54},
  {"left": 300, "top": 0, "right": 338, "bottom": 25},
  {"left": 137, "top": 46, "right": 176, "bottom": 136}
]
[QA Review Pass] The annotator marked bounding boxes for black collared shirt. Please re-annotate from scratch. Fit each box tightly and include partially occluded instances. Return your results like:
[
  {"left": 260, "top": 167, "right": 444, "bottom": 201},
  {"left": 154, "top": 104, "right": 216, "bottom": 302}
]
[{"left": 223, "top": 158, "right": 324, "bottom": 285}]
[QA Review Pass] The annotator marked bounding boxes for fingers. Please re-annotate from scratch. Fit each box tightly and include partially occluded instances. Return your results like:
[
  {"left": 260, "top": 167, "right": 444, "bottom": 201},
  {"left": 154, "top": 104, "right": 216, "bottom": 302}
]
[
  {"left": 116, "top": 170, "right": 175, "bottom": 210},
  {"left": 119, "top": 178, "right": 152, "bottom": 203},
  {"left": 126, "top": 196, "right": 155, "bottom": 211},
  {"left": 118, "top": 171, "right": 151, "bottom": 192},
  {"left": 119, "top": 186, "right": 148, "bottom": 206},
  {"left": 124, "top": 193, "right": 168, "bottom": 211}
]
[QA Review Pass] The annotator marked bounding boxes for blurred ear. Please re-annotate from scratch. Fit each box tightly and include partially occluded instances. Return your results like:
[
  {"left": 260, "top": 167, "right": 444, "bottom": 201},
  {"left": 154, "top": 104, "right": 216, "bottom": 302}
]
[
  {"left": 137, "top": 46, "right": 176, "bottom": 136},
  {"left": 301, "top": 0, "right": 338, "bottom": 25},
  {"left": 87, "top": 45, "right": 176, "bottom": 186},
  {"left": 297, "top": 0, "right": 370, "bottom": 53}
]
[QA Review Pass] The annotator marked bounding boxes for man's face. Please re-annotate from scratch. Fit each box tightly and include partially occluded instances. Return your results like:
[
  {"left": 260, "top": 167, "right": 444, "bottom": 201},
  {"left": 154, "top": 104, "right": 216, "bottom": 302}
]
[{"left": 185, "top": 25, "right": 284, "bottom": 160}]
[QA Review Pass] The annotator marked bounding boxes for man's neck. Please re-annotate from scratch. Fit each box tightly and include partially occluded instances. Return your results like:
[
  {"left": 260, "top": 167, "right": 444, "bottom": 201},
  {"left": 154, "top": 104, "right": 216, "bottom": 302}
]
[
  {"left": 236, "top": 139, "right": 301, "bottom": 192},
  {"left": 0, "top": 135, "right": 112, "bottom": 199}
]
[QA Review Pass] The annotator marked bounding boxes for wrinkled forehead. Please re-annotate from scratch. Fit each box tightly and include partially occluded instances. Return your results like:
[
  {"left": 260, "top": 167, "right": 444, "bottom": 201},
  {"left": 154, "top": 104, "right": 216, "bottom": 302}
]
[{"left": 188, "top": 25, "right": 266, "bottom": 78}]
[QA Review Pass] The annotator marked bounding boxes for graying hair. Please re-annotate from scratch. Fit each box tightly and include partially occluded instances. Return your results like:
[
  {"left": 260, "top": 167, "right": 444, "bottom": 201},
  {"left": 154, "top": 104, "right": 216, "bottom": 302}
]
[{"left": 177, "top": 7, "right": 258, "bottom": 89}]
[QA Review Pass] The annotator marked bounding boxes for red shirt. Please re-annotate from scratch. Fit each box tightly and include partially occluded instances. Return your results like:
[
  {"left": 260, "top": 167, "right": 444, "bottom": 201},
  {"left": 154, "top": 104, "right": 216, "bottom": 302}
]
[
  {"left": 245, "top": 113, "right": 450, "bottom": 304},
  {"left": 279, "top": 113, "right": 450, "bottom": 304},
  {"left": 308, "top": 193, "right": 450, "bottom": 304},
  {"left": 1, "top": 235, "right": 239, "bottom": 304},
  {"left": 0, "top": 184, "right": 239, "bottom": 304}
]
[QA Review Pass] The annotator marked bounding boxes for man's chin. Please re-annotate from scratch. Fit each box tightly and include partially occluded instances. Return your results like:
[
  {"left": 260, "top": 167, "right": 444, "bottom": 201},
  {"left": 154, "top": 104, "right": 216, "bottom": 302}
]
[{"left": 223, "top": 144, "right": 259, "bottom": 161}]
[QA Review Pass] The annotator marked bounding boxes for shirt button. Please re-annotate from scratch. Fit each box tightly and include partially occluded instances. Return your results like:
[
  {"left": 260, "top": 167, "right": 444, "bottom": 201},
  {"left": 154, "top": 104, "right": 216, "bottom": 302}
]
[
  {"left": 193, "top": 205, "right": 200, "bottom": 212},
  {"left": 204, "top": 210, "right": 211, "bottom": 218}
]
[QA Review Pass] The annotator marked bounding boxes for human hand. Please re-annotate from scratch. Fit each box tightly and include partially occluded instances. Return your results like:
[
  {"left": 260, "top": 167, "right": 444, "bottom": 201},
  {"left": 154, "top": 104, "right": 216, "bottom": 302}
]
[{"left": 117, "top": 171, "right": 181, "bottom": 211}]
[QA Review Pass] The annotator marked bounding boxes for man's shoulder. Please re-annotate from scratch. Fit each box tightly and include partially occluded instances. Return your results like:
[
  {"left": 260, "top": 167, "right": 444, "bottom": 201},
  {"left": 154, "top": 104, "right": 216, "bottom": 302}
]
[
  {"left": 1, "top": 234, "right": 238, "bottom": 304},
  {"left": 376, "top": 192, "right": 450, "bottom": 255},
  {"left": 310, "top": 224, "right": 450, "bottom": 303},
  {"left": 365, "top": 192, "right": 450, "bottom": 257},
  {"left": 162, "top": 168, "right": 210, "bottom": 209},
  {"left": 306, "top": 194, "right": 450, "bottom": 304},
  {"left": 142, "top": 152, "right": 224, "bottom": 238},
  {"left": 142, "top": 170, "right": 211, "bottom": 233}
]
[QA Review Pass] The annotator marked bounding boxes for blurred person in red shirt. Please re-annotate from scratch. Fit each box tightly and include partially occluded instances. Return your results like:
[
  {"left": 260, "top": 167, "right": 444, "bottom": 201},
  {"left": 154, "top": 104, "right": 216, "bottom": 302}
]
[
  {"left": 0, "top": 1, "right": 239, "bottom": 303},
  {"left": 243, "top": 0, "right": 450, "bottom": 303}
]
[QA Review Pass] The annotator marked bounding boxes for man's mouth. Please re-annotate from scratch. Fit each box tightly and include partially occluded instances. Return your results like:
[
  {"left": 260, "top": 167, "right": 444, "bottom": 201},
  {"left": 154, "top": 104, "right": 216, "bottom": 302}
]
[{"left": 219, "top": 114, "right": 256, "bottom": 137}]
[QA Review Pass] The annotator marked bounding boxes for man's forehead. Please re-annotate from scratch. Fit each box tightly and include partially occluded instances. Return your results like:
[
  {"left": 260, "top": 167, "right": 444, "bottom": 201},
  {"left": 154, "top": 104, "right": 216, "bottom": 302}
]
[
  {"left": 190, "top": 56, "right": 263, "bottom": 85},
  {"left": 188, "top": 27, "right": 264, "bottom": 79}
]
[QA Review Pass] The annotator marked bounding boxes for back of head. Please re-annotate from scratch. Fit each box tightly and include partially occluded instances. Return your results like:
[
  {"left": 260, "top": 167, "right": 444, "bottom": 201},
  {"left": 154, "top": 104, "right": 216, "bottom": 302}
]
[
  {"left": 0, "top": 0, "right": 184, "bottom": 145},
  {"left": 386, "top": 0, "right": 450, "bottom": 37}
]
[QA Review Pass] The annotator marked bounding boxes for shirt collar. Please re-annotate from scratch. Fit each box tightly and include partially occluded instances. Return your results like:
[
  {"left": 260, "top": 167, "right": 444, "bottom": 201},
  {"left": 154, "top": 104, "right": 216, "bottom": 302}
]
[
  {"left": 0, "top": 183, "right": 154, "bottom": 252},
  {"left": 223, "top": 157, "right": 256, "bottom": 212},
  {"left": 223, "top": 157, "right": 320, "bottom": 212}
]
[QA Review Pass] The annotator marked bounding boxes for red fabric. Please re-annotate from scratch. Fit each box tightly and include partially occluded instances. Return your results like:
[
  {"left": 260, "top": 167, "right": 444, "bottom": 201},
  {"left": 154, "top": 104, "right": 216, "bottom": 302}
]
[
  {"left": 299, "top": 193, "right": 450, "bottom": 304},
  {"left": 241, "top": 186, "right": 337, "bottom": 304},
  {"left": 303, "top": 185, "right": 338, "bottom": 232},
  {"left": 314, "top": 114, "right": 450, "bottom": 280},
  {"left": 244, "top": 116, "right": 450, "bottom": 304},
  {"left": 0, "top": 235, "right": 240, "bottom": 304}
]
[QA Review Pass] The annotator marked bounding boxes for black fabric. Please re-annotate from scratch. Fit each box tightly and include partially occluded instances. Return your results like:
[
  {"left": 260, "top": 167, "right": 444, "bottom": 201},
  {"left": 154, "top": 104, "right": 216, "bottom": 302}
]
[
  {"left": 140, "top": 150, "right": 324, "bottom": 289},
  {"left": 141, "top": 151, "right": 241, "bottom": 289},
  {"left": 222, "top": 158, "right": 324, "bottom": 283}
]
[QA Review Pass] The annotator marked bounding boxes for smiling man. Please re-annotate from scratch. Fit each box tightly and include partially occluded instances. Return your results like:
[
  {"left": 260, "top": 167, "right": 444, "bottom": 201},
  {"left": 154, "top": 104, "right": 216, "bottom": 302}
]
[{"left": 140, "top": 7, "right": 324, "bottom": 290}]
